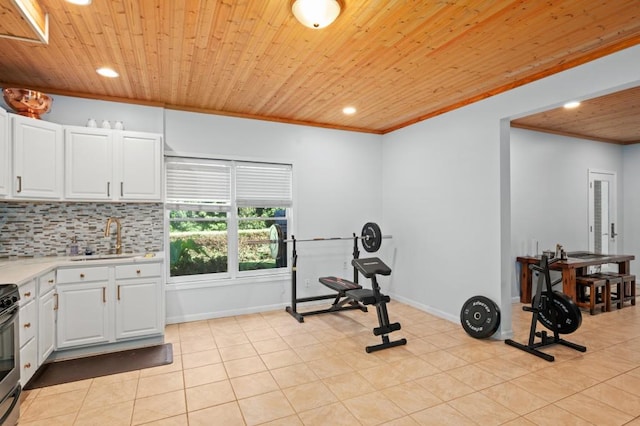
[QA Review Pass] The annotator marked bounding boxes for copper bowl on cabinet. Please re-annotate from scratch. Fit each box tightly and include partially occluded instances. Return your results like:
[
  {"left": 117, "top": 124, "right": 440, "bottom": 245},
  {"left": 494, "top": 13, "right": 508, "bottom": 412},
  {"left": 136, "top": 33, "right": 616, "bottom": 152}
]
[{"left": 2, "top": 88, "right": 53, "bottom": 119}]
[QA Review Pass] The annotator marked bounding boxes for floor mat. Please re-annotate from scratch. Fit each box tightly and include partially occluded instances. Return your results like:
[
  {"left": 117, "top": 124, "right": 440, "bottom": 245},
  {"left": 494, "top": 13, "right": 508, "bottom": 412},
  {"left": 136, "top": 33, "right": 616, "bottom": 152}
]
[{"left": 25, "top": 343, "right": 173, "bottom": 390}]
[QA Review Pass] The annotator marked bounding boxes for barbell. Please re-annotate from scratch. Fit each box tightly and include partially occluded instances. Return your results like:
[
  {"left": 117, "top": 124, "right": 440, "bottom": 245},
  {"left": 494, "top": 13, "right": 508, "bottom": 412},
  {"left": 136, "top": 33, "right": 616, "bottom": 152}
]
[{"left": 246, "top": 222, "right": 391, "bottom": 259}]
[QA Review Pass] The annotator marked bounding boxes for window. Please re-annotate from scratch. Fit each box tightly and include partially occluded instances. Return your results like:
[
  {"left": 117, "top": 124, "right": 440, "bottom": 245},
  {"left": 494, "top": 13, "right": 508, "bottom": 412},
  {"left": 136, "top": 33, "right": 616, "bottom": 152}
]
[
  {"left": 169, "top": 210, "right": 228, "bottom": 276},
  {"left": 166, "top": 157, "right": 292, "bottom": 281},
  {"left": 238, "top": 207, "right": 288, "bottom": 271}
]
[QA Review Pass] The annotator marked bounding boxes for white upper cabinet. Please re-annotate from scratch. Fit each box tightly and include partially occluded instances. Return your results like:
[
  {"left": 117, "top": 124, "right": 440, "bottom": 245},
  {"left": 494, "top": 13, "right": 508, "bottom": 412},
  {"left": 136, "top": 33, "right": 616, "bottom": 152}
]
[
  {"left": 11, "top": 115, "right": 63, "bottom": 199},
  {"left": 117, "top": 131, "right": 163, "bottom": 201},
  {"left": 65, "top": 126, "right": 114, "bottom": 200},
  {"left": 0, "top": 108, "right": 8, "bottom": 196},
  {"left": 65, "top": 127, "right": 163, "bottom": 202}
]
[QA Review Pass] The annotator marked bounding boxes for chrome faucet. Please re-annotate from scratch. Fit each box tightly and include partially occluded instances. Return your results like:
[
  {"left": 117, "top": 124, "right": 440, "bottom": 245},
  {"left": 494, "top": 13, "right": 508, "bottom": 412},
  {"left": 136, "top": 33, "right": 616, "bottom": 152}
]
[{"left": 104, "top": 217, "right": 122, "bottom": 254}]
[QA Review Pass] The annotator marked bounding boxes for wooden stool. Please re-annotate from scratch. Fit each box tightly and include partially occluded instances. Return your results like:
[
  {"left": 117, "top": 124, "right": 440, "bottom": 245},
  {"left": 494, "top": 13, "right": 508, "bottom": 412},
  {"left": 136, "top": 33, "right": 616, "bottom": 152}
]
[
  {"left": 603, "top": 273, "right": 636, "bottom": 307},
  {"left": 576, "top": 275, "right": 608, "bottom": 314},
  {"left": 592, "top": 273, "right": 623, "bottom": 310}
]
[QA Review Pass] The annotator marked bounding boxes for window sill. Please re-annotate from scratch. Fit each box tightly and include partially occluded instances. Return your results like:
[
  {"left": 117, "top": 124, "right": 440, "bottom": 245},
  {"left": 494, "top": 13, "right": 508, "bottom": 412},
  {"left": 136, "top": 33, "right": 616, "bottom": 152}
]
[{"left": 166, "top": 271, "right": 290, "bottom": 291}]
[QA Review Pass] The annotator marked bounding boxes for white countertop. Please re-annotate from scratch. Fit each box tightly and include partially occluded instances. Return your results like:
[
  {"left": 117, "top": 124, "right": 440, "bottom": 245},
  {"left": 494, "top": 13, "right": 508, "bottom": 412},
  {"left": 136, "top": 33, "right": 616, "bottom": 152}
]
[{"left": 0, "top": 252, "right": 164, "bottom": 285}]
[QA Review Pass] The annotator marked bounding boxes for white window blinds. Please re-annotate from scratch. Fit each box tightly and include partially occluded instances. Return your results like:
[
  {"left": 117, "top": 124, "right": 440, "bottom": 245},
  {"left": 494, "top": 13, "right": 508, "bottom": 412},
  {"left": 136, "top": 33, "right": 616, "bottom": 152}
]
[
  {"left": 165, "top": 158, "right": 231, "bottom": 207},
  {"left": 236, "top": 163, "right": 293, "bottom": 207}
]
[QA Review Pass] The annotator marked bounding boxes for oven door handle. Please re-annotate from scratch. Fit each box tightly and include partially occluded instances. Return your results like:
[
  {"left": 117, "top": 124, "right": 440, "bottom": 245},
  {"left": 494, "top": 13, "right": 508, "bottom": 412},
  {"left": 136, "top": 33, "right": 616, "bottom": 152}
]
[
  {"left": 0, "top": 384, "right": 21, "bottom": 425},
  {"left": 0, "top": 306, "right": 19, "bottom": 331}
]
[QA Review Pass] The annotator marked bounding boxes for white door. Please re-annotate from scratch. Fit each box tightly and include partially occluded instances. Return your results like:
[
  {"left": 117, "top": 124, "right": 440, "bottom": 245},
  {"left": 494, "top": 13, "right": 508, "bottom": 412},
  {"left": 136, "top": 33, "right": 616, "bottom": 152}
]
[
  {"left": 588, "top": 170, "right": 617, "bottom": 255},
  {"left": 64, "top": 127, "right": 114, "bottom": 200},
  {"left": 12, "top": 115, "right": 63, "bottom": 198},
  {"left": 115, "top": 278, "right": 163, "bottom": 340},
  {"left": 56, "top": 282, "right": 110, "bottom": 349},
  {"left": 117, "top": 132, "right": 162, "bottom": 201},
  {"left": 38, "top": 290, "right": 56, "bottom": 364}
]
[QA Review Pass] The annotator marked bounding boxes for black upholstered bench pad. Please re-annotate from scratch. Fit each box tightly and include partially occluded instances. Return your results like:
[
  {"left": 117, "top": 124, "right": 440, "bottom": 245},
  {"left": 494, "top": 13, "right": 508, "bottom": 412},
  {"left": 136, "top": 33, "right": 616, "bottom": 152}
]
[
  {"left": 319, "top": 276, "right": 362, "bottom": 292},
  {"left": 346, "top": 288, "right": 377, "bottom": 305}
]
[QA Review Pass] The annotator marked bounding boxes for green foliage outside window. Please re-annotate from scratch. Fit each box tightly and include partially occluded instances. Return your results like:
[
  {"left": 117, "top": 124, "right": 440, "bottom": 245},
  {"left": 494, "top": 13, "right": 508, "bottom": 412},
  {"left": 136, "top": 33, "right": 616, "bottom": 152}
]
[{"left": 169, "top": 208, "right": 287, "bottom": 277}]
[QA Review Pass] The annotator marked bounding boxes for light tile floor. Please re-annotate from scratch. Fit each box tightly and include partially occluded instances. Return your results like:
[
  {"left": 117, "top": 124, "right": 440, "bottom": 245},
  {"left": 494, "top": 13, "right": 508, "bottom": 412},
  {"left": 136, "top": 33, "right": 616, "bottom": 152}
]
[{"left": 19, "top": 296, "right": 640, "bottom": 425}]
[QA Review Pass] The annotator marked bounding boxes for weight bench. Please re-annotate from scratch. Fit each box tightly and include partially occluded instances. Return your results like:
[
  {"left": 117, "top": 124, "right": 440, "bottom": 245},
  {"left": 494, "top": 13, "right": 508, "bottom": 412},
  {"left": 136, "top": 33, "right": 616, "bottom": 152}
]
[
  {"left": 318, "top": 276, "right": 369, "bottom": 313},
  {"left": 348, "top": 257, "right": 407, "bottom": 353}
]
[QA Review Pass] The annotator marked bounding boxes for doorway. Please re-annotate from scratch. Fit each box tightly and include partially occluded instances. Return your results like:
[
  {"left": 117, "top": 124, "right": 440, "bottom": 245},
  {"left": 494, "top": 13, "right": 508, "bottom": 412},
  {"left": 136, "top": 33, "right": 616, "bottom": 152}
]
[{"left": 588, "top": 169, "right": 617, "bottom": 255}]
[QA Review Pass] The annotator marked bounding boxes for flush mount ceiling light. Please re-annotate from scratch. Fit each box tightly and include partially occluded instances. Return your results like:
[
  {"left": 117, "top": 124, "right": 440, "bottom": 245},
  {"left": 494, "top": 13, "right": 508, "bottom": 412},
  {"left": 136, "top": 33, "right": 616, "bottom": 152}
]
[
  {"left": 342, "top": 106, "right": 356, "bottom": 115},
  {"left": 65, "top": 0, "right": 92, "bottom": 5},
  {"left": 96, "top": 67, "right": 119, "bottom": 78},
  {"left": 563, "top": 101, "right": 581, "bottom": 109},
  {"left": 291, "top": 0, "right": 344, "bottom": 29}
]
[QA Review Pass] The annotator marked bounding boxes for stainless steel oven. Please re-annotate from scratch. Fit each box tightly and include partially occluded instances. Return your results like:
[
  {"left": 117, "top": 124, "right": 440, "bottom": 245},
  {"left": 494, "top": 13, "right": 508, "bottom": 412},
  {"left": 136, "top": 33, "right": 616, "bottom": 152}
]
[{"left": 0, "top": 284, "right": 20, "bottom": 426}]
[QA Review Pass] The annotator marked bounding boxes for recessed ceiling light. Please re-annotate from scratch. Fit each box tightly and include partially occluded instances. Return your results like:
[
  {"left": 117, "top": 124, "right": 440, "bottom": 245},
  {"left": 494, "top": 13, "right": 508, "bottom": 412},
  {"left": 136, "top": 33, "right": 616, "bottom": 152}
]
[
  {"left": 65, "top": 0, "right": 92, "bottom": 4},
  {"left": 96, "top": 67, "right": 119, "bottom": 78},
  {"left": 563, "top": 101, "right": 581, "bottom": 109},
  {"left": 343, "top": 106, "right": 356, "bottom": 115}
]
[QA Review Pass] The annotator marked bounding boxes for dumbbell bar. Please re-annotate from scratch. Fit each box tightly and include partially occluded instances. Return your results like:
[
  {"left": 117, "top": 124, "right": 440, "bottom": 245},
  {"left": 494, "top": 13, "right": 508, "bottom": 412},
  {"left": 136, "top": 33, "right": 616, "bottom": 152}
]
[{"left": 246, "top": 222, "right": 391, "bottom": 259}]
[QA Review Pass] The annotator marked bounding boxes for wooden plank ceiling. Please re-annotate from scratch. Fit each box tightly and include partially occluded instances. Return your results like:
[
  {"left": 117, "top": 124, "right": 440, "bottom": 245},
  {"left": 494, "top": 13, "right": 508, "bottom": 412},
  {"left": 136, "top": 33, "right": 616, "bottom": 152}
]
[
  {"left": 512, "top": 86, "right": 640, "bottom": 145},
  {"left": 0, "top": 0, "right": 639, "bottom": 135}
]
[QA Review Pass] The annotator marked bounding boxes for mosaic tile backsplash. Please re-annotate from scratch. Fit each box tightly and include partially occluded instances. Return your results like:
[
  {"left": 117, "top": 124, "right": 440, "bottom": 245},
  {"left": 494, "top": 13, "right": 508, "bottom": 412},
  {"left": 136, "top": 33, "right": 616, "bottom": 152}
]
[{"left": 0, "top": 202, "right": 164, "bottom": 258}]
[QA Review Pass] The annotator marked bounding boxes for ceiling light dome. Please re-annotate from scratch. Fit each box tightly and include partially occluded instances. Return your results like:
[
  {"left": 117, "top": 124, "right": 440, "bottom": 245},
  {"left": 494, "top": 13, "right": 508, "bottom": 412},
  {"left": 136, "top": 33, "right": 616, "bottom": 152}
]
[
  {"left": 96, "top": 67, "right": 119, "bottom": 78},
  {"left": 291, "top": 0, "right": 343, "bottom": 29}
]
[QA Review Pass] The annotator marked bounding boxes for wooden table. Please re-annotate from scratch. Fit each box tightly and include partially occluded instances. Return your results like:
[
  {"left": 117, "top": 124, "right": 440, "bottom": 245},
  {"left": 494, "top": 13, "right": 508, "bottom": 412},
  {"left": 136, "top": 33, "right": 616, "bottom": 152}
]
[{"left": 516, "top": 253, "right": 635, "bottom": 303}]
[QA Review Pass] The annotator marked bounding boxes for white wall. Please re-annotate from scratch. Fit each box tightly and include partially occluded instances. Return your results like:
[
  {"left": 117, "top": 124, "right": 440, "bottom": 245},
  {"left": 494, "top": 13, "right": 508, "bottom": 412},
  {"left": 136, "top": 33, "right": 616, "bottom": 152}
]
[
  {"left": 163, "top": 110, "right": 384, "bottom": 322},
  {"left": 510, "top": 128, "right": 625, "bottom": 298},
  {"left": 382, "top": 45, "right": 640, "bottom": 338},
  {"left": 623, "top": 144, "right": 640, "bottom": 275},
  {"left": 382, "top": 105, "right": 503, "bottom": 325},
  {"left": 38, "top": 95, "right": 164, "bottom": 134}
]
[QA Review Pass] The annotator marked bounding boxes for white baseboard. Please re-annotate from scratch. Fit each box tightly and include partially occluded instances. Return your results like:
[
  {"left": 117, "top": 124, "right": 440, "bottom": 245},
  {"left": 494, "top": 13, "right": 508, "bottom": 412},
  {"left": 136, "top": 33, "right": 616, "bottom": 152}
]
[
  {"left": 389, "top": 293, "right": 458, "bottom": 324},
  {"left": 166, "top": 302, "right": 289, "bottom": 324}
]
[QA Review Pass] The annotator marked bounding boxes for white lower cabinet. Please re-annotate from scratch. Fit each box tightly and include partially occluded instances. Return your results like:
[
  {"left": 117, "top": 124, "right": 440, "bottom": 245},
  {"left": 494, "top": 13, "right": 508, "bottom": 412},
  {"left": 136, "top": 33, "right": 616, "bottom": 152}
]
[
  {"left": 56, "top": 261, "right": 163, "bottom": 350},
  {"left": 15, "top": 260, "right": 163, "bottom": 385},
  {"left": 56, "top": 281, "right": 110, "bottom": 349},
  {"left": 115, "top": 263, "right": 163, "bottom": 339},
  {"left": 38, "top": 289, "right": 56, "bottom": 364},
  {"left": 38, "top": 270, "right": 56, "bottom": 364}
]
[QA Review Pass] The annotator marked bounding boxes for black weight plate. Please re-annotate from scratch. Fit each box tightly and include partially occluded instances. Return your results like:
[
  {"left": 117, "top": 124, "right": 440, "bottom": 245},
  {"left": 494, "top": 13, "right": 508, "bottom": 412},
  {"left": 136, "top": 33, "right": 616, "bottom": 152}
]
[
  {"left": 532, "top": 291, "right": 582, "bottom": 334},
  {"left": 269, "top": 224, "right": 284, "bottom": 260},
  {"left": 361, "top": 222, "right": 382, "bottom": 253},
  {"left": 460, "top": 296, "right": 501, "bottom": 339}
]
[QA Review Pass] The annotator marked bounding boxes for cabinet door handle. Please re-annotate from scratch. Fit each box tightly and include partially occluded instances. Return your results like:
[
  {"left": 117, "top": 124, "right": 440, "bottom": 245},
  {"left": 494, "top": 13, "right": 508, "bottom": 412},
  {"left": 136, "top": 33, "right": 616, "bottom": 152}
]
[
  {"left": 120, "top": 182, "right": 124, "bottom": 196},
  {"left": 24, "top": 363, "right": 31, "bottom": 369},
  {"left": 80, "top": 273, "right": 85, "bottom": 278},
  {"left": 102, "top": 287, "right": 106, "bottom": 303},
  {"left": 107, "top": 182, "right": 111, "bottom": 197},
  {"left": 54, "top": 293, "right": 59, "bottom": 311},
  {"left": 117, "top": 285, "right": 121, "bottom": 300},
  {"left": 16, "top": 176, "right": 22, "bottom": 193},
  {"left": 23, "top": 291, "right": 31, "bottom": 298},
  {"left": 24, "top": 322, "right": 31, "bottom": 328},
  {"left": 48, "top": 279, "right": 54, "bottom": 284},
  {"left": 136, "top": 269, "right": 141, "bottom": 275}
]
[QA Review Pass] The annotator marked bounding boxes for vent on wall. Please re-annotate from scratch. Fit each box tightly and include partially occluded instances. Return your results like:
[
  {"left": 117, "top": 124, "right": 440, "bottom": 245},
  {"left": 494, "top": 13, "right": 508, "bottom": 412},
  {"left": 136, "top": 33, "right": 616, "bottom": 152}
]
[{"left": 0, "top": 0, "right": 49, "bottom": 44}]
